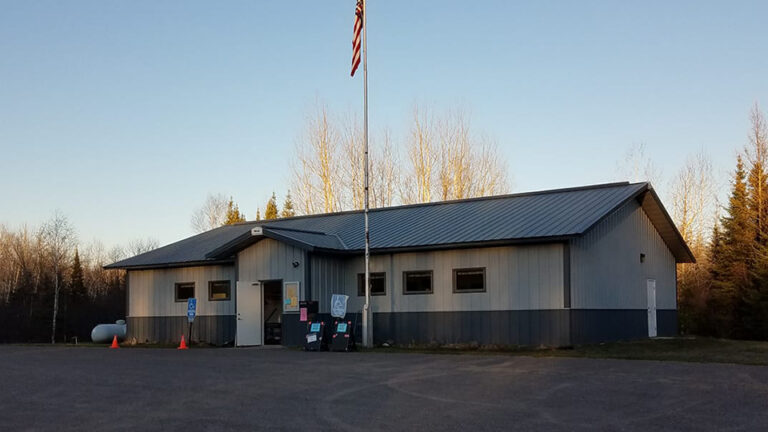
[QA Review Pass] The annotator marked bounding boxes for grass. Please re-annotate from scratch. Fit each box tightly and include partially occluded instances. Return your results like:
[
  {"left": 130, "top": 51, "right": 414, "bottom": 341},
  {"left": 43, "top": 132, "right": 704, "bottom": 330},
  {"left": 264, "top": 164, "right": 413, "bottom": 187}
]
[
  {"left": 12, "top": 337, "right": 768, "bottom": 366},
  {"left": 369, "top": 337, "right": 768, "bottom": 366}
]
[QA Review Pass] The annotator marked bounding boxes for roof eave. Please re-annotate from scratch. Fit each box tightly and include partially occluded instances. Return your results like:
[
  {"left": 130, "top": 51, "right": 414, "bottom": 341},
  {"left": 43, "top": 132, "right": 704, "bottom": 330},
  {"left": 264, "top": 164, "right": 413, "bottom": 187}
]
[{"left": 103, "top": 258, "right": 235, "bottom": 271}]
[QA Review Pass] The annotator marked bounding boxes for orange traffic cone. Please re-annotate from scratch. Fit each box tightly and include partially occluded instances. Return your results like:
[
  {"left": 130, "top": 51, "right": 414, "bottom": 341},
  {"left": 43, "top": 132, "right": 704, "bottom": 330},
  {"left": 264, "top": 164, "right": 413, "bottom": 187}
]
[
  {"left": 109, "top": 335, "right": 119, "bottom": 349},
  {"left": 177, "top": 335, "right": 189, "bottom": 350}
]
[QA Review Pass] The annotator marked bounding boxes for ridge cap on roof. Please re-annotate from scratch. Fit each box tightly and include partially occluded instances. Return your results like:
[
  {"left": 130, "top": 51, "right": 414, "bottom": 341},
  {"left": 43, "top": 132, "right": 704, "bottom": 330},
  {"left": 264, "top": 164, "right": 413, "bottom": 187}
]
[{"left": 228, "top": 181, "right": 643, "bottom": 225}]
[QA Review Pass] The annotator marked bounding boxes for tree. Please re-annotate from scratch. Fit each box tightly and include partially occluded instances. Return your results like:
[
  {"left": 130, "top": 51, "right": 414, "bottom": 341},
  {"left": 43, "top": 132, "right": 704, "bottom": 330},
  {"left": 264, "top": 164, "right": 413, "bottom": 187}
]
[
  {"left": 225, "top": 197, "right": 246, "bottom": 225},
  {"left": 616, "top": 142, "right": 663, "bottom": 186},
  {"left": 191, "top": 193, "right": 228, "bottom": 233},
  {"left": 281, "top": 191, "right": 296, "bottom": 218},
  {"left": 265, "top": 192, "right": 279, "bottom": 220},
  {"left": 370, "top": 130, "right": 400, "bottom": 208},
  {"left": 403, "top": 106, "right": 436, "bottom": 204},
  {"left": 291, "top": 104, "right": 341, "bottom": 214},
  {"left": 670, "top": 151, "right": 715, "bottom": 335},
  {"left": 69, "top": 248, "right": 86, "bottom": 302},
  {"left": 41, "top": 211, "right": 76, "bottom": 344},
  {"left": 127, "top": 238, "right": 159, "bottom": 257},
  {"left": 740, "top": 103, "right": 768, "bottom": 338},
  {"left": 708, "top": 156, "right": 752, "bottom": 337},
  {"left": 403, "top": 105, "right": 509, "bottom": 204},
  {"left": 255, "top": 208, "right": 261, "bottom": 221}
]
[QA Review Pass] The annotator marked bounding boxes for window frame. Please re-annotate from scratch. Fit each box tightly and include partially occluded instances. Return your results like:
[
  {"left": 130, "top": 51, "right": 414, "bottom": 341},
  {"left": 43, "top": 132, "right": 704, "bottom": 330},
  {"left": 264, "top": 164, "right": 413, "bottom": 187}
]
[
  {"left": 452, "top": 267, "right": 486, "bottom": 293},
  {"left": 174, "top": 282, "right": 195, "bottom": 302},
  {"left": 357, "top": 272, "right": 387, "bottom": 296},
  {"left": 402, "top": 270, "right": 434, "bottom": 295},
  {"left": 208, "top": 280, "right": 231, "bottom": 301}
]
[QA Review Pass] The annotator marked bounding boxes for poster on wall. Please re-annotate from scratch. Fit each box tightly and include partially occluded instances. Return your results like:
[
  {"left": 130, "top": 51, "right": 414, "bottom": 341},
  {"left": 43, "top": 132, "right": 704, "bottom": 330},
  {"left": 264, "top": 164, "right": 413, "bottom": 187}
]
[{"left": 283, "top": 282, "right": 300, "bottom": 313}]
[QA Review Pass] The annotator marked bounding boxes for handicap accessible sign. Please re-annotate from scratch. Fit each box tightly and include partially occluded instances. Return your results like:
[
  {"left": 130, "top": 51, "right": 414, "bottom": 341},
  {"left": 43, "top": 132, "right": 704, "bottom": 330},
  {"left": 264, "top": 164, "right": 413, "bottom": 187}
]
[
  {"left": 331, "top": 294, "right": 348, "bottom": 318},
  {"left": 187, "top": 298, "right": 197, "bottom": 323}
]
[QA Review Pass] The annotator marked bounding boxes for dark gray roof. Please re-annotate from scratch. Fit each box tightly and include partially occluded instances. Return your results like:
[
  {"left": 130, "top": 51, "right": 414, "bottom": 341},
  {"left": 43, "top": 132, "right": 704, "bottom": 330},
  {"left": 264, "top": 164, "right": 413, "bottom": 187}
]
[{"left": 105, "top": 181, "right": 694, "bottom": 269}]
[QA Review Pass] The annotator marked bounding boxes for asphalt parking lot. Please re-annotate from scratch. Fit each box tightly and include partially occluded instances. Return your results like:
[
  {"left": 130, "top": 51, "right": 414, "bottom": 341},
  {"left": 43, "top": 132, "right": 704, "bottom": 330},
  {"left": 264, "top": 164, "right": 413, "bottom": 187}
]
[{"left": 1, "top": 346, "right": 766, "bottom": 431}]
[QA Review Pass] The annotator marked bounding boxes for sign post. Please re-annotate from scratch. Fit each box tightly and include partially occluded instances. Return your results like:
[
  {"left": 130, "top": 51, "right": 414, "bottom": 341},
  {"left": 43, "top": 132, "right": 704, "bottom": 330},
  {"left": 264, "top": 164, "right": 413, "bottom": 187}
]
[{"left": 186, "top": 298, "right": 196, "bottom": 345}]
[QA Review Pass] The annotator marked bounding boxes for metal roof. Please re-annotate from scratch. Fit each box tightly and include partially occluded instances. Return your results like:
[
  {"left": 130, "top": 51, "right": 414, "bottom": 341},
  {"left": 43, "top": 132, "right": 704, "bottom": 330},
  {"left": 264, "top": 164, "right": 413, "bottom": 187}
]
[{"left": 105, "top": 181, "right": 694, "bottom": 269}]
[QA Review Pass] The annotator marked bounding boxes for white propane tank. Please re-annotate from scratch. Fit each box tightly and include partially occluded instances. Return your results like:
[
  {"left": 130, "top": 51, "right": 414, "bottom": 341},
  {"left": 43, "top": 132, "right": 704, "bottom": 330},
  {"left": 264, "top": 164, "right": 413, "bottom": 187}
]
[{"left": 91, "top": 320, "right": 127, "bottom": 343}]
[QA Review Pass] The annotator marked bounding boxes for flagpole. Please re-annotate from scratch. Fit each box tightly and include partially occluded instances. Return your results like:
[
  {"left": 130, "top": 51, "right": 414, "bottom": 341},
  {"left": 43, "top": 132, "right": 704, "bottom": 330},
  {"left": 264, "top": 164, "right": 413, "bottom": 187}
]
[{"left": 362, "top": 0, "right": 373, "bottom": 348}]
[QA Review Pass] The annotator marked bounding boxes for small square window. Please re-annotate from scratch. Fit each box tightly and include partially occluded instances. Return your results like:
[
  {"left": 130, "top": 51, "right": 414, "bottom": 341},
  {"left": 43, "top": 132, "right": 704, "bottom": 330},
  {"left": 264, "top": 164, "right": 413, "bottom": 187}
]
[
  {"left": 175, "top": 282, "right": 195, "bottom": 302},
  {"left": 453, "top": 268, "right": 486, "bottom": 293},
  {"left": 357, "top": 273, "right": 386, "bottom": 296},
  {"left": 403, "top": 270, "right": 433, "bottom": 294},
  {"left": 208, "top": 280, "right": 231, "bottom": 301}
]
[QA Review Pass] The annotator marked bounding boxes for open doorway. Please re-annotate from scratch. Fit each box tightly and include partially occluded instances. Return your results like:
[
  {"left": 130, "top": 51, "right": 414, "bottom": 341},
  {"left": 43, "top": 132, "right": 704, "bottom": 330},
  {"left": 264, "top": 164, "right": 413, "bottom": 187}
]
[{"left": 262, "top": 280, "right": 283, "bottom": 345}]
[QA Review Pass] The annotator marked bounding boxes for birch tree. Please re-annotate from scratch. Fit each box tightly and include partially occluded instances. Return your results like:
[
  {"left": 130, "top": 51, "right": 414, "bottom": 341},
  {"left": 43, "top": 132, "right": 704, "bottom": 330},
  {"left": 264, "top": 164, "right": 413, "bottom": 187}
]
[
  {"left": 341, "top": 115, "right": 365, "bottom": 210},
  {"left": 617, "top": 142, "right": 663, "bottom": 186},
  {"left": 370, "top": 130, "right": 400, "bottom": 208},
  {"left": 191, "top": 193, "right": 229, "bottom": 233},
  {"left": 403, "top": 106, "right": 437, "bottom": 204},
  {"left": 41, "top": 212, "right": 76, "bottom": 344},
  {"left": 291, "top": 105, "right": 341, "bottom": 214}
]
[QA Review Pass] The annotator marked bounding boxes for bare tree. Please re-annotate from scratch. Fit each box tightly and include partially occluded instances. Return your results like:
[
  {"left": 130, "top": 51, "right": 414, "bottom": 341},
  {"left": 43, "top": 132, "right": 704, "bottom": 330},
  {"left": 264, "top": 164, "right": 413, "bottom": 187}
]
[
  {"left": 671, "top": 151, "right": 715, "bottom": 250},
  {"left": 191, "top": 193, "right": 229, "bottom": 233},
  {"left": 291, "top": 104, "right": 342, "bottom": 214},
  {"left": 403, "top": 106, "right": 437, "bottom": 204},
  {"left": 341, "top": 114, "right": 365, "bottom": 210},
  {"left": 404, "top": 105, "right": 509, "bottom": 203},
  {"left": 370, "top": 129, "right": 400, "bottom": 208},
  {"left": 127, "top": 238, "right": 160, "bottom": 257},
  {"left": 744, "top": 103, "right": 768, "bottom": 241},
  {"left": 617, "top": 142, "right": 663, "bottom": 186},
  {"left": 41, "top": 211, "right": 76, "bottom": 344}
]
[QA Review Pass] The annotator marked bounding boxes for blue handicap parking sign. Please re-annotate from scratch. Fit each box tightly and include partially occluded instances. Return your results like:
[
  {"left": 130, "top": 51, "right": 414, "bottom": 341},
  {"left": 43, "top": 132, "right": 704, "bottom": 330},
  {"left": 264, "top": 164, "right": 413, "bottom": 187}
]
[{"left": 187, "top": 298, "right": 197, "bottom": 323}]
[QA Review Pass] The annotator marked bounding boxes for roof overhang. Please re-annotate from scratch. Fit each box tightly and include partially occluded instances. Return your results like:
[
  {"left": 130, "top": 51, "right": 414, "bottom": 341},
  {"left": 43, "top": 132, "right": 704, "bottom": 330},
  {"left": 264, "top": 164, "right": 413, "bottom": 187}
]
[
  {"left": 103, "top": 258, "right": 235, "bottom": 271},
  {"left": 638, "top": 188, "right": 696, "bottom": 263}
]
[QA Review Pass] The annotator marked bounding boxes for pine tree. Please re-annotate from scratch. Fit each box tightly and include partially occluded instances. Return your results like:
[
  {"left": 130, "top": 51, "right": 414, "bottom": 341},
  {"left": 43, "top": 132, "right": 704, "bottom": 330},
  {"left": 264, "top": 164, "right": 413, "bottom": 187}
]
[
  {"left": 70, "top": 249, "right": 86, "bottom": 301},
  {"left": 709, "top": 156, "right": 753, "bottom": 337},
  {"left": 265, "top": 192, "right": 279, "bottom": 220},
  {"left": 224, "top": 197, "right": 246, "bottom": 225},
  {"left": 281, "top": 190, "right": 296, "bottom": 218}
]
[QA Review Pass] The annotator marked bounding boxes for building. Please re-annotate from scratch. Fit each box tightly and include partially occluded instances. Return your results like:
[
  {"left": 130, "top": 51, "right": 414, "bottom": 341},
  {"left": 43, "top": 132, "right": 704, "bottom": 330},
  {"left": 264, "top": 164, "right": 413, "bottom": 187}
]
[{"left": 105, "top": 181, "right": 694, "bottom": 347}]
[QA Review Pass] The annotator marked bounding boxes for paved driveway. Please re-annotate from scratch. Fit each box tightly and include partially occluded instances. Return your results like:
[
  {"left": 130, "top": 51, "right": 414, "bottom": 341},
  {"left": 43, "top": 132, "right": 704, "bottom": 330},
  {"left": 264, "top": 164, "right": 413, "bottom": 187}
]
[{"left": 0, "top": 346, "right": 766, "bottom": 431}]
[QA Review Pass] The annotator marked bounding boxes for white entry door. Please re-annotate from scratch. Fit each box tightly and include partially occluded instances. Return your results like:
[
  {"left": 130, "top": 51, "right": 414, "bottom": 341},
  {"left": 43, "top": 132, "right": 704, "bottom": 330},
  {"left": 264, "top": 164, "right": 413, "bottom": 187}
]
[
  {"left": 647, "top": 279, "right": 657, "bottom": 338},
  {"left": 236, "top": 281, "right": 263, "bottom": 346}
]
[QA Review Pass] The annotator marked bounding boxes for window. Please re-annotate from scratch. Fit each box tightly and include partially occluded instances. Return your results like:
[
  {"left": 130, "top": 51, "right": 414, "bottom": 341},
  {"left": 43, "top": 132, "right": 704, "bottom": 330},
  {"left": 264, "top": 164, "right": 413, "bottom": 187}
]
[
  {"left": 174, "top": 282, "right": 195, "bottom": 302},
  {"left": 403, "top": 270, "right": 433, "bottom": 294},
  {"left": 357, "top": 272, "right": 386, "bottom": 296},
  {"left": 208, "top": 280, "right": 231, "bottom": 301},
  {"left": 453, "top": 268, "right": 486, "bottom": 293}
]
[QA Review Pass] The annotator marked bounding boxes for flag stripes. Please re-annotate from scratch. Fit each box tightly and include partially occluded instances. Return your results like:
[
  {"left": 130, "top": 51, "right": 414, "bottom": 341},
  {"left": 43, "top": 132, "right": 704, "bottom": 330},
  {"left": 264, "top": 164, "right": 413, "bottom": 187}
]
[{"left": 351, "top": 0, "right": 363, "bottom": 77}]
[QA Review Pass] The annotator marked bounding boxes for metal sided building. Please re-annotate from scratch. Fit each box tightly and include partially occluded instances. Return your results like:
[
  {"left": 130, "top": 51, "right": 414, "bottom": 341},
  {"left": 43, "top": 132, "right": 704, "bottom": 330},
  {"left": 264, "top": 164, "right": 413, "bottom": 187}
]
[{"left": 105, "top": 182, "right": 694, "bottom": 347}]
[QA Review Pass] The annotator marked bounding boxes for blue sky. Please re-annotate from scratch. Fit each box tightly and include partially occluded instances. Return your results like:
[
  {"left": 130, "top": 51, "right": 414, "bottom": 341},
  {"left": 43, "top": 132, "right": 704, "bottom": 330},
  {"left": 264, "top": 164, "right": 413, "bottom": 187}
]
[{"left": 1, "top": 1, "right": 767, "bottom": 249}]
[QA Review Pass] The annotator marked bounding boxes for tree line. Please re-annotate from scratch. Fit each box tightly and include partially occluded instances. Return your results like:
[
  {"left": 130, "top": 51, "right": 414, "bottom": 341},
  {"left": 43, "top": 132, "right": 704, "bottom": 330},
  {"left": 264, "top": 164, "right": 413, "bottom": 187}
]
[
  {"left": 189, "top": 103, "right": 511, "bottom": 232},
  {"left": 0, "top": 213, "right": 157, "bottom": 343},
  {"left": 676, "top": 104, "right": 768, "bottom": 340}
]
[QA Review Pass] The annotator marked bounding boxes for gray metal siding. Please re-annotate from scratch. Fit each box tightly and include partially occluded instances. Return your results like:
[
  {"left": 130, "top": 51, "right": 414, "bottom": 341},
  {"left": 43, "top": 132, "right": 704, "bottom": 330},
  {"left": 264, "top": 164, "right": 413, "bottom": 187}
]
[
  {"left": 127, "top": 265, "right": 235, "bottom": 317},
  {"left": 237, "top": 238, "right": 306, "bottom": 300},
  {"left": 311, "top": 244, "right": 565, "bottom": 314},
  {"left": 126, "top": 315, "right": 235, "bottom": 345},
  {"left": 570, "top": 201, "right": 677, "bottom": 310}
]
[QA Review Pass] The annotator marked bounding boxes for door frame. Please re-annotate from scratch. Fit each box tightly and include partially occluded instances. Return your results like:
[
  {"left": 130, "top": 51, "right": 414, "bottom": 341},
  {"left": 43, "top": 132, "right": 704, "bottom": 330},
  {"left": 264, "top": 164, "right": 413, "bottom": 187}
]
[
  {"left": 260, "top": 279, "right": 283, "bottom": 345},
  {"left": 647, "top": 278, "right": 657, "bottom": 338},
  {"left": 236, "top": 281, "right": 263, "bottom": 347}
]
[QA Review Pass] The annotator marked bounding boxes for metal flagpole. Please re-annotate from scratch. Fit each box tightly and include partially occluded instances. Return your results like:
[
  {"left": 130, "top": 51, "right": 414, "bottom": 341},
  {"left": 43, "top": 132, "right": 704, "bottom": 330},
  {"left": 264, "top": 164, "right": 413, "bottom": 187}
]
[{"left": 362, "top": 0, "right": 373, "bottom": 348}]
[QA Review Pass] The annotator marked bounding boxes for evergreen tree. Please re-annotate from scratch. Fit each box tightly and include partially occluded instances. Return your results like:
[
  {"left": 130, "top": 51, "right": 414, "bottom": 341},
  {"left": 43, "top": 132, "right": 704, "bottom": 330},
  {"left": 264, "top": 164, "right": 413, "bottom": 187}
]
[
  {"left": 70, "top": 249, "right": 86, "bottom": 301},
  {"left": 709, "top": 156, "right": 753, "bottom": 337},
  {"left": 281, "top": 190, "right": 296, "bottom": 218},
  {"left": 224, "top": 197, "right": 246, "bottom": 225},
  {"left": 265, "top": 192, "right": 279, "bottom": 220}
]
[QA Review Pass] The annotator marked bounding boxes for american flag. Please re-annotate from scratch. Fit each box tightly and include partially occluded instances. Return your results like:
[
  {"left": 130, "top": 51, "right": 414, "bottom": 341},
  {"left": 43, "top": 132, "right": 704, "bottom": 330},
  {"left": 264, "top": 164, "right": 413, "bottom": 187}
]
[{"left": 351, "top": 0, "right": 363, "bottom": 77}]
